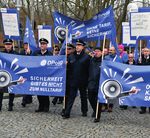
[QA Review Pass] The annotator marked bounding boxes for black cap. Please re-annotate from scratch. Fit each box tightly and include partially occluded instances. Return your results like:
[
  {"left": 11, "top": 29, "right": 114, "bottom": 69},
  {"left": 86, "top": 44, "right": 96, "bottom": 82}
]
[
  {"left": 39, "top": 38, "right": 49, "bottom": 44},
  {"left": 94, "top": 47, "right": 102, "bottom": 51},
  {"left": 76, "top": 39, "right": 86, "bottom": 46},
  {"left": 3, "top": 38, "right": 13, "bottom": 44},
  {"left": 23, "top": 42, "right": 28, "bottom": 45},
  {"left": 67, "top": 43, "right": 75, "bottom": 48}
]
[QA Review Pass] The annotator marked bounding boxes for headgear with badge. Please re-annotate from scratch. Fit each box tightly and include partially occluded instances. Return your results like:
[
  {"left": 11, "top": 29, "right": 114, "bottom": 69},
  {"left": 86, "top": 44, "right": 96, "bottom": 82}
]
[
  {"left": 3, "top": 38, "right": 13, "bottom": 45},
  {"left": 67, "top": 43, "right": 75, "bottom": 49},
  {"left": 39, "top": 38, "right": 49, "bottom": 44},
  {"left": 76, "top": 39, "right": 86, "bottom": 46}
]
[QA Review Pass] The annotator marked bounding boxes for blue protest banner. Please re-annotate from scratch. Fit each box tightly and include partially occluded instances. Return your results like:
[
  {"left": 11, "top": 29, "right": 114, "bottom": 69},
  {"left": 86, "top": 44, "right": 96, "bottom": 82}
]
[
  {"left": 0, "top": 8, "right": 20, "bottom": 40},
  {"left": 53, "top": 6, "right": 117, "bottom": 49},
  {"left": 53, "top": 11, "right": 82, "bottom": 43},
  {"left": 0, "top": 52, "right": 66, "bottom": 96},
  {"left": 98, "top": 60, "right": 150, "bottom": 107},
  {"left": 24, "top": 16, "right": 37, "bottom": 52}
]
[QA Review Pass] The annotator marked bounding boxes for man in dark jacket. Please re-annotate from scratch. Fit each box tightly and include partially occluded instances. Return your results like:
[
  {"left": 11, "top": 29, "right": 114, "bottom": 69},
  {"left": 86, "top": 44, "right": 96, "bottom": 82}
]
[
  {"left": 0, "top": 38, "right": 17, "bottom": 111},
  {"left": 63, "top": 39, "right": 90, "bottom": 119},
  {"left": 20, "top": 42, "right": 32, "bottom": 107},
  {"left": 138, "top": 48, "right": 150, "bottom": 114},
  {"left": 88, "top": 47, "right": 103, "bottom": 122},
  {"left": 33, "top": 38, "right": 52, "bottom": 112}
]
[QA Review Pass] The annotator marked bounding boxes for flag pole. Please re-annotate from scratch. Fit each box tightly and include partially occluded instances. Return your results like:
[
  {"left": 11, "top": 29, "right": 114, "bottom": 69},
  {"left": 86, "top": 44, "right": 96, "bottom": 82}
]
[
  {"left": 139, "top": 40, "right": 142, "bottom": 62},
  {"left": 95, "top": 33, "right": 106, "bottom": 122},
  {"left": 63, "top": 25, "right": 68, "bottom": 110}
]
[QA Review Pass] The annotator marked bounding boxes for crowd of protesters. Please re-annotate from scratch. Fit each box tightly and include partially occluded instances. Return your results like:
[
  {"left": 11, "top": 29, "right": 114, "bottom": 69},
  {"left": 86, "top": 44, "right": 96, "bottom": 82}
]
[{"left": 0, "top": 37, "right": 150, "bottom": 123}]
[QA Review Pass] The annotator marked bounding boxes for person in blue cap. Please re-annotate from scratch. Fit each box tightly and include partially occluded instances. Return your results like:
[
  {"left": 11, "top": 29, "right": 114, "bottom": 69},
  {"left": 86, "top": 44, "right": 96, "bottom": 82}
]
[
  {"left": 0, "top": 38, "right": 17, "bottom": 111},
  {"left": 62, "top": 39, "right": 90, "bottom": 119},
  {"left": 33, "top": 38, "right": 52, "bottom": 112}
]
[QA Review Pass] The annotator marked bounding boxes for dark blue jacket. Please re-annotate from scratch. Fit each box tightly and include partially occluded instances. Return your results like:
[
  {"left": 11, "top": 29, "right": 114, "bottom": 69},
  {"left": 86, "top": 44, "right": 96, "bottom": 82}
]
[
  {"left": 88, "top": 57, "right": 102, "bottom": 91},
  {"left": 68, "top": 50, "right": 90, "bottom": 87}
]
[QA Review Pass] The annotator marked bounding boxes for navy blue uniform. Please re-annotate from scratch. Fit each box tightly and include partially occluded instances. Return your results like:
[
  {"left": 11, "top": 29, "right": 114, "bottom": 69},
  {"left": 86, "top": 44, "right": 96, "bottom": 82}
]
[
  {"left": 33, "top": 50, "right": 52, "bottom": 112},
  {"left": 88, "top": 57, "right": 102, "bottom": 118},
  {"left": 64, "top": 50, "right": 90, "bottom": 117}
]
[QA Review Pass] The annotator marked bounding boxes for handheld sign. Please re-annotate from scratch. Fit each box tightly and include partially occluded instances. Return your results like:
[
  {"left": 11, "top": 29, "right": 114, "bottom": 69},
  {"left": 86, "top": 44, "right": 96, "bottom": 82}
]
[
  {"left": 38, "top": 25, "right": 52, "bottom": 48},
  {"left": 130, "top": 12, "right": 150, "bottom": 40},
  {"left": 122, "top": 22, "right": 136, "bottom": 46},
  {"left": 1, "top": 8, "right": 20, "bottom": 40}
]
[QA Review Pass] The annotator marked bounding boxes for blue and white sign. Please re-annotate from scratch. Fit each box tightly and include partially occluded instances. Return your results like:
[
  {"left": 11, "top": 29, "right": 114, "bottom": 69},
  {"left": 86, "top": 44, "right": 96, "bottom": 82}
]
[
  {"left": 0, "top": 52, "right": 66, "bottom": 96},
  {"left": 38, "top": 25, "right": 52, "bottom": 48},
  {"left": 130, "top": 8, "right": 150, "bottom": 40},
  {"left": 0, "top": 8, "right": 20, "bottom": 40},
  {"left": 122, "top": 22, "right": 136, "bottom": 47},
  {"left": 98, "top": 60, "right": 150, "bottom": 107},
  {"left": 53, "top": 6, "right": 117, "bottom": 48}
]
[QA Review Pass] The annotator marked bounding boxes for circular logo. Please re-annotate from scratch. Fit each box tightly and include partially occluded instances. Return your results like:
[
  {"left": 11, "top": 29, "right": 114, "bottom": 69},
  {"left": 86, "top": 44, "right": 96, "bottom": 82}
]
[{"left": 40, "top": 60, "right": 47, "bottom": 66}]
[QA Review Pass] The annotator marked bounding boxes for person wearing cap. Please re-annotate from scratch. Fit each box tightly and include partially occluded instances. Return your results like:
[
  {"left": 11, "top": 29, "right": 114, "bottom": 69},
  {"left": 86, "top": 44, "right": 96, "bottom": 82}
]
[
  {"left": 0, "top": 38, "right": 18, "bottom": 111},
  {"left": 33, "top": 38, "right": 52, "bottom": 112},
  {"left": 20, "top": 42, "right": 33, "bottom": 107},
  {"left": 61, "top": 43, "right": 75, "bottom": 116},
  {"left": 118, "top": 44, "right": 128, "bottom": 63},
  {"left": 62, "top": 39, "right": 90, "bottom": 119},
  {"left": 87, "top": 47, "right": 103, "bottom": 122}
]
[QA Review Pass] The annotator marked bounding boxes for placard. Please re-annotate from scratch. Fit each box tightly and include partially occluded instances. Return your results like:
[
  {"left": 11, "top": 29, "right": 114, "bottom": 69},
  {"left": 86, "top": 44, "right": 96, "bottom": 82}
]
[
  {"left": 1, "top": 8, "right": 20, "bottom": 40},
  {"left": 38, "top": 25, "right": 52, "bottom": 48}
]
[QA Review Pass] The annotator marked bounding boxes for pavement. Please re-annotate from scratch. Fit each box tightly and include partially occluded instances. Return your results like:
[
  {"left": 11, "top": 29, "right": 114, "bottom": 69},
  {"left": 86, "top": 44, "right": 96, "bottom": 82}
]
[{"left": 0, "top": 96, "right": 150, "bottom": 138}]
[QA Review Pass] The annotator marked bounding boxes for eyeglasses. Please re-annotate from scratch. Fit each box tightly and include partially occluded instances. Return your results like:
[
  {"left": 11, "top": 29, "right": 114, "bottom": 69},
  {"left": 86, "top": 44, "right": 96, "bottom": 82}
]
[{"left": 67, "top": 48, "right": 72, "bottom": 50}]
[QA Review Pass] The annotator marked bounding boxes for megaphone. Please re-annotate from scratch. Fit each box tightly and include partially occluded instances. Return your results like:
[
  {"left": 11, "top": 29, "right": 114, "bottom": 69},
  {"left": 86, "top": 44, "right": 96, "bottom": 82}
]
[
  {"left": 101, "top": 80, "right": 122, "bottom": 98},
  {"left": 0, "top": 70, "right": 12, "bottom": 88},
  {"left": 54, "top": 26, "right": 66, "bottom": 42}
]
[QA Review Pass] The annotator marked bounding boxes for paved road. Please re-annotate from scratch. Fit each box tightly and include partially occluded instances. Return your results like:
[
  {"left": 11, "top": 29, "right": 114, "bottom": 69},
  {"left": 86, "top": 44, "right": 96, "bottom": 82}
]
[{"left": 0, "top": 96, "right": 150, "bottom": 138}]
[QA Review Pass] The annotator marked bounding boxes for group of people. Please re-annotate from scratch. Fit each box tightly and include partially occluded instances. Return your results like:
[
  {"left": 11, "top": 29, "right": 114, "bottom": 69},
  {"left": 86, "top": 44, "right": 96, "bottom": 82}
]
[{"left": 0, "top": 37, "right": 150, "bottom": 123}]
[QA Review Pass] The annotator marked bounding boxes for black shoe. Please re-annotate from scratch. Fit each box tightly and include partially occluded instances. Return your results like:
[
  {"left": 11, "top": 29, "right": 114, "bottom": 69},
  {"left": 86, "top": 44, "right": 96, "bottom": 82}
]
[
  {"left": 21, "top": 103, "right": 26, "bottom": 107},
  {"left": 57, "top": 101, "right": 63, "bottom": 104},
  {"left": 52, "top": 101, "right": 57, "bottom": 105},
  {"left": 61, "top": 109, "right": 65, "bottom": 117},
  {"left": 62, "top": 115, "right": 70, "bottom": 119},
  {"left": 120, "top": 105, "right": 128, "bottom": 110},
  {"left": 82, "top": 113, "right": 87, "bottom": 117},
  {"left": 26, "top": 101, "right": 32, "bottom": 104},
  {"left": 94, "top": 118, "right": 100, "bottom": 123},
  {"left": 91, "top": 112, "right": 96, "bottom": 118},
  {"left": 139, "top": 110, "right": 146, "bottom": 114},
  {"left": 43, "top": 108, "right": 49, "bottom": 112},
  {"left": 35, "top": 109, "right": 44, "bottom": 112},
  {"left": 8, "top": 106, "right": 13, "bottom": 111}
]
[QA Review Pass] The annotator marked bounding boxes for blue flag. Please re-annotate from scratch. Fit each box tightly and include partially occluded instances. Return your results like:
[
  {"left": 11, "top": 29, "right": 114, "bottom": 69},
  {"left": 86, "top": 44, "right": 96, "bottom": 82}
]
[
  {"left": 53, "top": 11, "right": 82, "bottom": 43},
  {"left": 0, "top": 52, "right": 66, "bottom": 96},
  {"left": 147, "top": 40, "right": 150, "bottom": 48},
  {"left": 53, "top": 6, "right": 118, "bottom": 50},
  {"left": 59, "top": 39, "right": 66, "bottom": 55},
  {"left": 134, "top": 39, "right": 139, "bottom": 63},
  {"left": 59, "top": 24, "right": 73, "bottom": 55},
  {"left": 98, "top": 60, "right": 150, "bottom": 107},
  {"left": 23, "top": 16, "right": 37, "bottom": 52}
]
